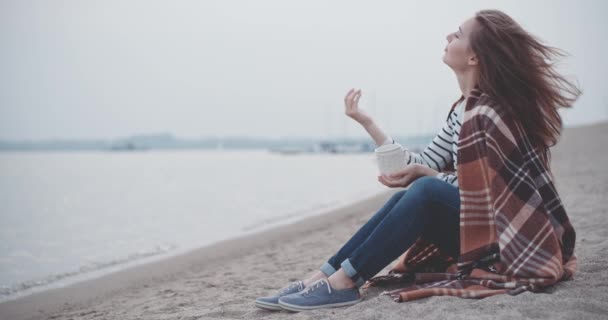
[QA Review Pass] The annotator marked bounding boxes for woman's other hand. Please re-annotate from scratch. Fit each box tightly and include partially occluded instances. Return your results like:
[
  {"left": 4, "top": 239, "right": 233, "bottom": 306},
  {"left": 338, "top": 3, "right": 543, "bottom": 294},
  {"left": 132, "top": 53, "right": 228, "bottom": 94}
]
[
  {"left": 344, "top": 88, "right": 373, "bottom": 126},
  {"left": 377, "top": 164, "right": 438, "bottom": 188}
]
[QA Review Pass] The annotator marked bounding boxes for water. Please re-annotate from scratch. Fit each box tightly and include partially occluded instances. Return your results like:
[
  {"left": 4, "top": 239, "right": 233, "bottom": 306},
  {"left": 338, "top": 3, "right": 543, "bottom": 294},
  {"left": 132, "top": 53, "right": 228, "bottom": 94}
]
[{"left": 0, "top": 150, "right": 386, "bottom": 302}]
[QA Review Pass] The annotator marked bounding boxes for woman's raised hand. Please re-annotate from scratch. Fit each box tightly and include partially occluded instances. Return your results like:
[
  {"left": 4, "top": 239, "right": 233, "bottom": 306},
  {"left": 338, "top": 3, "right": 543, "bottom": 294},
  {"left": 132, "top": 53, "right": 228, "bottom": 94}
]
[{"left": 344, "top": 88, "right": 373, "bottom": 126}]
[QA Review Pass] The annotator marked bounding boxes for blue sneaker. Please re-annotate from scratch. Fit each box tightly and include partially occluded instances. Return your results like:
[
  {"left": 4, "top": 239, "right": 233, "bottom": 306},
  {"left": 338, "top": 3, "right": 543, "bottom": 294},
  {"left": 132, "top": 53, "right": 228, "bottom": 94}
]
[
  {"left": 255, "top": 280, "right": 305, "bottom": 311},
  {"left": 278, "top": 279, "right": 362, "bottom": 312}
]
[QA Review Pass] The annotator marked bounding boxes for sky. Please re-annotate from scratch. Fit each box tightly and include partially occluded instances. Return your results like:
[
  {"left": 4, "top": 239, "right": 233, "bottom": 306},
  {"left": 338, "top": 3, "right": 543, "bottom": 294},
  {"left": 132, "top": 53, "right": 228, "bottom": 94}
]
[{"left": 1, "top": 0, "right": 607, "bottom": 140}]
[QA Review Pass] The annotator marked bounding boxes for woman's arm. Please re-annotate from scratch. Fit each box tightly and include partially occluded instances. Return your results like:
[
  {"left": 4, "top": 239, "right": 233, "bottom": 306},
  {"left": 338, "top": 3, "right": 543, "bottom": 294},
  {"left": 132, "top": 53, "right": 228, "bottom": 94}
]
[
  {"left": 404, "top": 117, "right": 455, "bottom": 172},
  {"left": 360, "top": 119, "right": 393, "bottom": 147},
  {"left": 377, "top": 116, "right": 461, "bottom": 189},
  {"left": 344, "top": 89, "right": 393, "bottom": 147},
  {"left": 344, "top": 89, "right": 455, "bottom": 175}
]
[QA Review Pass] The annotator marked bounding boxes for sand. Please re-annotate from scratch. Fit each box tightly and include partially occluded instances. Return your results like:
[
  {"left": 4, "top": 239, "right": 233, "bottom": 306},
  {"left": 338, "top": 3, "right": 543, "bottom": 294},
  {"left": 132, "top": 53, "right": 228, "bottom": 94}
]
[{"left": 1, "top": 122, "right": 607, "bottom": 320}]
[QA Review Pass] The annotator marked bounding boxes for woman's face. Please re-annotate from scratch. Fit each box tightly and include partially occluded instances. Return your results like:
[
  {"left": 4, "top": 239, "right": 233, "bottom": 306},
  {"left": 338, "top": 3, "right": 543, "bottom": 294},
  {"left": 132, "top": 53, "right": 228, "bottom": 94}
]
[{"left": 443, "top": 17, "right": 478, "bottom": 72}]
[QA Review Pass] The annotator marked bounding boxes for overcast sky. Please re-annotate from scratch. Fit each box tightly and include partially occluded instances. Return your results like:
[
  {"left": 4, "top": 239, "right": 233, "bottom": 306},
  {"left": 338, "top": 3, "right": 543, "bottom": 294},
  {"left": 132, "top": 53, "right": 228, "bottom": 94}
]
[{"left": 1, "top": 0, "right": 606, "bottom": 140}]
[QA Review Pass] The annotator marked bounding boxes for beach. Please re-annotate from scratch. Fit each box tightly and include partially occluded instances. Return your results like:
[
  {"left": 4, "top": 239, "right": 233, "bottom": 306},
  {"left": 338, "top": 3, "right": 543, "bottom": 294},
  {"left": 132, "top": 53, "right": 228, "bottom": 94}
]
[{"left": 1, "top": 122, "right": 607, "bottom": 320}]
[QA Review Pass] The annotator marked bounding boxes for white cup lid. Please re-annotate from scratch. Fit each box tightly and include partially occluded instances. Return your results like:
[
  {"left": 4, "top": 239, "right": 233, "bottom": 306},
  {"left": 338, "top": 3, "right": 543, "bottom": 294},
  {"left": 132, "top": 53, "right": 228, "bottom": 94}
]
[{"left": 374, "top": 143, "right": 403, "bottom": 153}]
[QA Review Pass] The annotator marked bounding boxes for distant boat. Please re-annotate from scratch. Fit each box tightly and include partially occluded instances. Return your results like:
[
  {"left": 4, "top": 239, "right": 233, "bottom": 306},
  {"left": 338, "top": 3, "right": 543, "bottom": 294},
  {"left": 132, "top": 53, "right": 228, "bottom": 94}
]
[
  {"left": 108, "top": 142, "right": 146, "bottom": 152},
  {"left": 316, "top": 142, "right": 373, "bottom": 154},
  {"left": 268, "top": 146, "right": 308, "bottom": 154},
  {"left": 268, "top": 142, "right": 374, "bottom": 155}
]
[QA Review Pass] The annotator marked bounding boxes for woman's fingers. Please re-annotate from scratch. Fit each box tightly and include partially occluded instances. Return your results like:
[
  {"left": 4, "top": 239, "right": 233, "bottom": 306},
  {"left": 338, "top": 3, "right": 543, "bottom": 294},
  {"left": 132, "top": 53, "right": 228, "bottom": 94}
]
[
  {"left": 351, "top": 91, "right": 361, "bottom": 110},
  {"left": 381, "top": 172, "right": 417, "bottom": 188},
  {"left": 353, "top": 90, "right": 361, "bottom": 107},
  {"left": 344, "top": 90, "right": 353, "bottom": 109},
  {"left": 380, "top": 169, "right": 422, "bottom": 188},
  {"left": 379, "top": 175, "right": 400, "bottom": 188},
  {"left": 389, "top": 166, "right": 415, "bottom": 179},
  {"left": 388, "top": 172, "right": 404, "bottom": 180},
  {"left": 344, "top": 88, "right": 354, "bottom": 104},
  {"left": 344, "top": 88, "right": 360, "bottom": 109},
  {"left": 377, "top": 175, "right": 389, "bottom": 186}
]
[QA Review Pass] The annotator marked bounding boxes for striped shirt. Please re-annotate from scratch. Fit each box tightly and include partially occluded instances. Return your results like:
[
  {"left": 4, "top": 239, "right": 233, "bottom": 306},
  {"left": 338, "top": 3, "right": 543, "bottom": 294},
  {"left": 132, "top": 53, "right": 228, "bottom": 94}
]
[{"left": 380, "top": 100, "right": 464, "bottom": 187}]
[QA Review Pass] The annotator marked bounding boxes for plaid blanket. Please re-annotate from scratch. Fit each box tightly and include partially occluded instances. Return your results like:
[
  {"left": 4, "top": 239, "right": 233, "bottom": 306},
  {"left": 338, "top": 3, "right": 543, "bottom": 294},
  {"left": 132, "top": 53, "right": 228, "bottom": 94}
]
[{"left": 365, "top": 87, "right": 577, "bottom": 302}]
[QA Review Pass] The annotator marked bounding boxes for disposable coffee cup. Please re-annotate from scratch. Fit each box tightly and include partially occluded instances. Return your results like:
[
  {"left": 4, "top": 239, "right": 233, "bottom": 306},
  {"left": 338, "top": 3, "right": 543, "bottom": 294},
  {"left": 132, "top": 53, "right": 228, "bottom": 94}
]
[{"left": 374, "top": 143, "right": 408, "bottom": 175}]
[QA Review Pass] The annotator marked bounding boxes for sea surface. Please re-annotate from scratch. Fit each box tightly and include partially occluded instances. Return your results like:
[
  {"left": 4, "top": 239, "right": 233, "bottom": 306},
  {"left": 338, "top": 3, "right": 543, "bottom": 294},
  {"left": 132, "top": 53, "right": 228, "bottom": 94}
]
[{"left": 0, "top": 149, "right": 387, "bottom": 302}]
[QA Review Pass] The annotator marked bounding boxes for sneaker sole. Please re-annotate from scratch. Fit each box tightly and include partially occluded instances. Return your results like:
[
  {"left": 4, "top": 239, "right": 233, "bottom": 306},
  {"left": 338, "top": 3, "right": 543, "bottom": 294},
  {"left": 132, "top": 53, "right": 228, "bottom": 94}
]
[
  {"left": 278, "top": 298, "right": 362, "bottom": 312},
  {"left": 255, "top": 300, "right": 283, "bottom": 311}
]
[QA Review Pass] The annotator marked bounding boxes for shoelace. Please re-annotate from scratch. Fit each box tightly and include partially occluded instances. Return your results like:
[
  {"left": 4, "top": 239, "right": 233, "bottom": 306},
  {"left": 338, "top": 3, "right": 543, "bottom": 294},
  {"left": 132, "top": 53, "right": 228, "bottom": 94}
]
[
  {"left": 301, "top": 279, "right": 331, "bottom": 296},
  {"left": 281, "top": 280, "right": 304, "bottom": 294}
]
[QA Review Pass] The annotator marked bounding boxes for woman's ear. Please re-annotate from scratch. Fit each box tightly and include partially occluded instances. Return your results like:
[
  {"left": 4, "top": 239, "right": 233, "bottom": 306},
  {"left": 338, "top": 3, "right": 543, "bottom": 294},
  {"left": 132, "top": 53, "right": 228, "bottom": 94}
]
[{"left": 468, "top": 55, "right": 478, "bottom": 66}]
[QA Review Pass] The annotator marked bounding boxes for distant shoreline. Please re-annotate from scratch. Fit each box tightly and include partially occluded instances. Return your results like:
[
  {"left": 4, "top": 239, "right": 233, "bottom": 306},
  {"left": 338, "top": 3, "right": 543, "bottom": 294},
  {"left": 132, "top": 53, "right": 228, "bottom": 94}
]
[
  {"left": 2, "top": 120, "right": 605, "bottom": 152},
  {"left": 0, "top": 134, "right": 435, "bottom": 152}
]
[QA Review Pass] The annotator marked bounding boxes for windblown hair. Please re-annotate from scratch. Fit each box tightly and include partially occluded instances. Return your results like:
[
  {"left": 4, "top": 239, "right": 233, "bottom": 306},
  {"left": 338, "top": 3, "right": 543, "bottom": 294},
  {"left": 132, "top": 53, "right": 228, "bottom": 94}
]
[{"left": 470, "top": 9, "right": 582, "bottom": 168}]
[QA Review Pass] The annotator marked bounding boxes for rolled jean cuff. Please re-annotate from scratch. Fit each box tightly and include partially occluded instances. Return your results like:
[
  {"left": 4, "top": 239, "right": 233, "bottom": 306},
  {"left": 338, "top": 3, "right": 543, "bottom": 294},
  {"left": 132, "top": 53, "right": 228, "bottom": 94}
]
[
  {"left": 320, "top": 262, "right": 337, "bottom": 277},
  {"left": 340, "top": 259, "right": 366, "bottom": 287}
]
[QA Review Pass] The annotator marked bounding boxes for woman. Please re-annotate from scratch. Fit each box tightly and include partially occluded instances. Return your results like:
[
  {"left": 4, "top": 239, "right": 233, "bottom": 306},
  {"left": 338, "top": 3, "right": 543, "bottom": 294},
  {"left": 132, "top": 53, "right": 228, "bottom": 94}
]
[{"left": 255, "top": 9, "right": 580, "bottom": 312}]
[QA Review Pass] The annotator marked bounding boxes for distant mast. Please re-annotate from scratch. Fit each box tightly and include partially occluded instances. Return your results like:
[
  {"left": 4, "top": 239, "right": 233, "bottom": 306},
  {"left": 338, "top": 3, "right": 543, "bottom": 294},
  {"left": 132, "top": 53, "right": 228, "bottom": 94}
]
[{"left": 370, "top": 88, "right": 377, "bottom": 130}]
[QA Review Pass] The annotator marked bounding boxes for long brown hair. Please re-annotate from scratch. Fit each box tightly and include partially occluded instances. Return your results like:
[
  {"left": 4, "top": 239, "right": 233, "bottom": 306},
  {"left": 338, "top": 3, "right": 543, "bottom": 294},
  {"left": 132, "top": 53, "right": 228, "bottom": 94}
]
[{"left": 470, "top": 9, "right": 582, "bottom": 168}]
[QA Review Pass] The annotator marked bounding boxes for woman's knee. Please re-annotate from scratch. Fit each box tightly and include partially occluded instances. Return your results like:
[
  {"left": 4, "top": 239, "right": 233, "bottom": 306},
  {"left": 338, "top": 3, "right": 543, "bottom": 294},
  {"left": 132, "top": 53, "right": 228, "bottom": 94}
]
[
  {"left": 388, "top": 189, "right": 408, "bottom": 202},
  {"left": 369, "top": 189, "right": 408, "bottom": 222},
  {"left": 408, "top": 175, "right": 458, "bottom": 208},
  {"left": 408, "top": 175, "right": 440, "bottom": 194}
]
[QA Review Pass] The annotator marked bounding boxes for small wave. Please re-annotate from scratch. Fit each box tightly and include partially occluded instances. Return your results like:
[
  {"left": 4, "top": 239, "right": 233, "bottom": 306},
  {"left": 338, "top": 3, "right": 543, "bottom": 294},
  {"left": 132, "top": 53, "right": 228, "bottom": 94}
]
[
  {"left": 241, "top": 201, "right": 342, "bottom": 232},
  {"left": 0, "top": 243, "right": 178, "bottom": 302}
]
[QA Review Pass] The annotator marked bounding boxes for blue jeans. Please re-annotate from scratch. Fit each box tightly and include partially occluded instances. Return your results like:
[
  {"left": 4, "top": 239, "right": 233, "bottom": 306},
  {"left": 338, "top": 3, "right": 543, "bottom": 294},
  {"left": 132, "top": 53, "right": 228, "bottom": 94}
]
[{"left": 320, "top": 176, "right": 461, "bottom": 287}]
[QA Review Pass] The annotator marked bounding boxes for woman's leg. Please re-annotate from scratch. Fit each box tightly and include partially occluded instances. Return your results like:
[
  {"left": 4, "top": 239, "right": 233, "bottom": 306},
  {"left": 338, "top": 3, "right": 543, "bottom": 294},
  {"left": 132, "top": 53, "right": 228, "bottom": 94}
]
[
  {"left": 329, "top": 176, "right": 461, "bottom": 288},
  {"left": 307, "top": 189, "right": 409, "bottom": 283},
  {"left": 257, "top": 189, "right": 413, "bottom": 310}
]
